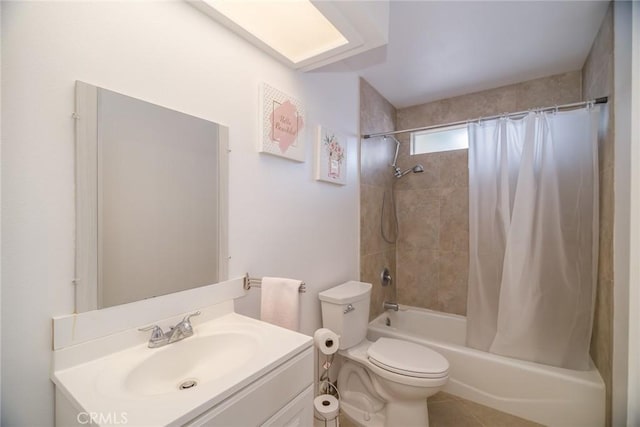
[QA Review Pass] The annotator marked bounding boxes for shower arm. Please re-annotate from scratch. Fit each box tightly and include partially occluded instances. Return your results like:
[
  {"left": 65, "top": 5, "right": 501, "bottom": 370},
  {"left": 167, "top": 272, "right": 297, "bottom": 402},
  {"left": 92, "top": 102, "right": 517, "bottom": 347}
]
[
  {"left": 396, "top": 167, "right": 414, "bottom": 178},
  {"left": 385, "top": 135, "right": 402, "bottom": 173}
]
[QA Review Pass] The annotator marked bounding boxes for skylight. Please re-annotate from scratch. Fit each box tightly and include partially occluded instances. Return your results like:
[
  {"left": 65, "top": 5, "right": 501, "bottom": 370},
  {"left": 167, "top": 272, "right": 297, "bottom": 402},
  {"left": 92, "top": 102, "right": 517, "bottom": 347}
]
[{"left": 203, "top": 0, "right": 349, "bottom": 64}]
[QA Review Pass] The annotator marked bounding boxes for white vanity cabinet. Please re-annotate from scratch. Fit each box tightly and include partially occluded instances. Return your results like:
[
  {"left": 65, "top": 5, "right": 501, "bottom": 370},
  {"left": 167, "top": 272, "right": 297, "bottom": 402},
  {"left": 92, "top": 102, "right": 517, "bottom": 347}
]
[
  {"left": 186, "top": 348, "right": 313, "bottom": 427},
  {"left": 52, "top": 310, "right": 315, "bottom": 427}
]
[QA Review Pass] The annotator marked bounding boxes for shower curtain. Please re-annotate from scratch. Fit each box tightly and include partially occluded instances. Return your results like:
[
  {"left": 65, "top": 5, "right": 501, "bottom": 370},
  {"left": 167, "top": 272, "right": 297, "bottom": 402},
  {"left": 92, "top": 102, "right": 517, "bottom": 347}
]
[{"left": 466, "top": 108, "right": 599, "bottom": 370}]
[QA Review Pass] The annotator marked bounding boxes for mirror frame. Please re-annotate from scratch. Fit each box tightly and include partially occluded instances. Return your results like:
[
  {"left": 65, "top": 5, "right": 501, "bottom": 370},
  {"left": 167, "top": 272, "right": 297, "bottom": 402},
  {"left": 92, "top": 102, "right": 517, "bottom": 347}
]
[{"left": 74, "top": 81, "right": 229, "bottom": 313}]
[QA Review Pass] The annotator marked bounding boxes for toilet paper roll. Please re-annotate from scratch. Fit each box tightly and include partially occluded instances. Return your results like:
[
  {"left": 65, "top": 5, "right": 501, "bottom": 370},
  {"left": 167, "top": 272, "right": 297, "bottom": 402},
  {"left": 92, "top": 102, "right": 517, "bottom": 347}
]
[
  {"left": 313, "top": 328, "right": 340, "bottom": 355},
  {"left": 314, "top": 394, "right": 339, "bottom": 420}
]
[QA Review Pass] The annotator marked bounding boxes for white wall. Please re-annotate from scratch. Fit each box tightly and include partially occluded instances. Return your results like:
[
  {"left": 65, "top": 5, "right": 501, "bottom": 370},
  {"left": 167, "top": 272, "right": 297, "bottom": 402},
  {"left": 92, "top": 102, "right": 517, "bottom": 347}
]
[
  {"left": 626, "top": 3, "right": 640, "bottom": 424},
  {"left": 0, "top": 3, "right": 3, "bottom": 422},
  {"left": 1, "top": 2, "right": 359, "bottom": 426},
  {"left": 612, "top": 2, "right": 637, "bottom": 426}
]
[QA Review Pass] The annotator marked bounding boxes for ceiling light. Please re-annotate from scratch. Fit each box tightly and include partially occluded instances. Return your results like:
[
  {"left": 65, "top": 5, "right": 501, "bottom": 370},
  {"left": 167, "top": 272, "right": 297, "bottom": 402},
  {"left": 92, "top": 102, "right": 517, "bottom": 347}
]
[
  {"left": 188, "top": 0, "right": 389, "bottom": 70},
  {"left": 204, "top": 0, "right": 347, "bottom": 63}
]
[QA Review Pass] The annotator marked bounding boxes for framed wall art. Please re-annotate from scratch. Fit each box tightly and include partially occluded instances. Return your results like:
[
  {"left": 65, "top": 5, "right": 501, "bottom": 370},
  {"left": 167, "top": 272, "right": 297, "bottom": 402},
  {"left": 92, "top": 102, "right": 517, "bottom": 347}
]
[
  {"left": 259, "top": 83, "right": 305, "bottom": 162},
  {"left": 316, "top": 126, "right": 347, "bottom": 185}
]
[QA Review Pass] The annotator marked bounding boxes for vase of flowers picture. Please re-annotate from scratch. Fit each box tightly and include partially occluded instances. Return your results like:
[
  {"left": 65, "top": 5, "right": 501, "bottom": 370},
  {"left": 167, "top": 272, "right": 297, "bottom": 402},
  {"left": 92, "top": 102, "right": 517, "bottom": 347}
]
[{"left": 324, "top": 133, "right": 344, "bottom": 179}]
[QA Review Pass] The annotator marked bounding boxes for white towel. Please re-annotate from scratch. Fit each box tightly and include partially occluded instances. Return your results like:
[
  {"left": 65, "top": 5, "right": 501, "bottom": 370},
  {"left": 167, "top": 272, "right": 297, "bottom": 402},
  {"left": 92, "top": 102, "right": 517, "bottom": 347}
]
[{"left": 260, "top": 277, "right": 301, "bottom": 331}]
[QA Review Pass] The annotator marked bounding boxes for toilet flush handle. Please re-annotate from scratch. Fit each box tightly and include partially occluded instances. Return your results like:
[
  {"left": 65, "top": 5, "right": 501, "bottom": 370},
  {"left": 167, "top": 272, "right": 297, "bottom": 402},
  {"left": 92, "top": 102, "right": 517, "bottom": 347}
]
[{"left": 344, "top": 304, "right": 355, "bottom": 314}]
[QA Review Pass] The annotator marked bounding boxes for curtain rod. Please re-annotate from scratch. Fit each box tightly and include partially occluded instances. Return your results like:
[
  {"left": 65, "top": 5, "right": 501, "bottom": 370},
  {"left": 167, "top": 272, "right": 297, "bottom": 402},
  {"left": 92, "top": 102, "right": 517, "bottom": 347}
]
[{"left": 362, "top": 96, "right": 608, "bottom": 139}]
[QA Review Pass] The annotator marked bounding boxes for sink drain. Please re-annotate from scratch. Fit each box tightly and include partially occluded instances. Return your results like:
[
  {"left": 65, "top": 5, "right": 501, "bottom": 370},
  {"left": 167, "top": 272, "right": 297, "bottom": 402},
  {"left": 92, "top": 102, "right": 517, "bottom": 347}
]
[{"left": 179, "top": 379, "right": 198, "bottom": 390}]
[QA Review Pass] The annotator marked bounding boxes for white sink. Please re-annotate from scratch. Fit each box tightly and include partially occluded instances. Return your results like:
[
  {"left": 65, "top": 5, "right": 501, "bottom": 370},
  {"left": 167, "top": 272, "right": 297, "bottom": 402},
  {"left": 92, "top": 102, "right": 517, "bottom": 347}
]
[
  {"left": 52, "top": 311, "right": 312, "bottom": 426},
  {"left": 124, "top": 332, "right": 259, "bottom": 396}
]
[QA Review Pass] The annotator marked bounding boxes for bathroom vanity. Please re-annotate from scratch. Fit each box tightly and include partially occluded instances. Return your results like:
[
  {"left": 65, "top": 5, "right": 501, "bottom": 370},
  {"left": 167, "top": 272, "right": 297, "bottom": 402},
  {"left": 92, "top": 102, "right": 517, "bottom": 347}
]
[{"left": 52, "top": 301, "right": 313, "bottom": 427}]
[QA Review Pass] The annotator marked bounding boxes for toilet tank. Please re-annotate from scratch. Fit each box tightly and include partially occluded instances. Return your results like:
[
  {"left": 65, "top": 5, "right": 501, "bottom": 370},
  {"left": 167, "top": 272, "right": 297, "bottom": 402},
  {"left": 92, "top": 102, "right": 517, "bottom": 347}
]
[{"left": 318, "top": 281, "right": 372, "bottom": 349}]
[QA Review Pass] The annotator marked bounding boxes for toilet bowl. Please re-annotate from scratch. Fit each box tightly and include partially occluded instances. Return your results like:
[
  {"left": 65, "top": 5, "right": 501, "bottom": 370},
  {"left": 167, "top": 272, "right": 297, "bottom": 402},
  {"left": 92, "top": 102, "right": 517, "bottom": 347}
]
[{"left": 319, "top": 281, "right": 449, "bottom": 427}]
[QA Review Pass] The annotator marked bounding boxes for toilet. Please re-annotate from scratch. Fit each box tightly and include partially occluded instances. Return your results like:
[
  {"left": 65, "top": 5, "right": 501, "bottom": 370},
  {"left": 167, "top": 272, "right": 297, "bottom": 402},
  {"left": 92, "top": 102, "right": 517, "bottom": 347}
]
[{"left": 319, "top": 281, "right": 449, "bottom": 427}]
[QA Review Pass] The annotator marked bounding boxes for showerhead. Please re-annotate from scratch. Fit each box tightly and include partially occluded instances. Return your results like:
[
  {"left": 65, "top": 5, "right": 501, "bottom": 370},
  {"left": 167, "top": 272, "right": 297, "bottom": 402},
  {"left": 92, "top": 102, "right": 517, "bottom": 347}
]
[
  {"left": 384, "top": 135, "right": 425, "bottom": 178},
  {"left": 394, "top": 164, "right": 425, "bottom": 178}
]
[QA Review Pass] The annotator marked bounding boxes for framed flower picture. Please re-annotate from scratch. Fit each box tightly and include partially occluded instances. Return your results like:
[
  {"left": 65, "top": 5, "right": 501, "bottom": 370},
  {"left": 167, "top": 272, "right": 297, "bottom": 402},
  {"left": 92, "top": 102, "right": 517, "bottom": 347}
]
[
  {"left": 259, "top": 83, "right": 305, "bottom": 162},
  {"left": 316, "top": 126, "right": 347, "bottom": 185}
]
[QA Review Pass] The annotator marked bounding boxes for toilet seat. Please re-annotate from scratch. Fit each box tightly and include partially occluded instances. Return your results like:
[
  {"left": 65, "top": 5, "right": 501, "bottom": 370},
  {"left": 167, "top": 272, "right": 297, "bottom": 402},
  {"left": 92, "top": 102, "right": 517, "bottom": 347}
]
[{"left": 367, "top": 338, "right": 449, "bottom": 379}]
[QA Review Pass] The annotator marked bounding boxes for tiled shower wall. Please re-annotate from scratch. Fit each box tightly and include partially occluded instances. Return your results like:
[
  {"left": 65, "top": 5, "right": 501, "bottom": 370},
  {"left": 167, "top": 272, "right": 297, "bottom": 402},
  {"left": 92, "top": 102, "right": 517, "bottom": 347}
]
[
  {"left": 582, "top": 4, "right": 614, "bottom": 425},
  {"left": 392, "top": 70, "right": 583, "bottom": 315},
  {"left": 359, "top": 78, "right": 398, "bottom": 320}
]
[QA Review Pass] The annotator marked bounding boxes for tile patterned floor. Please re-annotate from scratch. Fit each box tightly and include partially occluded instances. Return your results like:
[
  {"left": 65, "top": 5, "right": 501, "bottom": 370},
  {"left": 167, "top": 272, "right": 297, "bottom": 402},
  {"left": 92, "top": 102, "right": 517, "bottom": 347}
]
[{"left": 338, "top": 392, "right": 544, "bottom": 427}]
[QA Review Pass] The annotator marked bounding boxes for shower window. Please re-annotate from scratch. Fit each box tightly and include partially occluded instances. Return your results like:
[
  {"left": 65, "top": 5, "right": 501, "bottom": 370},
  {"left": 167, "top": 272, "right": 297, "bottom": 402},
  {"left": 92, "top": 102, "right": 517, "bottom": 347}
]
[{"left": 410, "top": 124, "right": 468, "bottom": 154}]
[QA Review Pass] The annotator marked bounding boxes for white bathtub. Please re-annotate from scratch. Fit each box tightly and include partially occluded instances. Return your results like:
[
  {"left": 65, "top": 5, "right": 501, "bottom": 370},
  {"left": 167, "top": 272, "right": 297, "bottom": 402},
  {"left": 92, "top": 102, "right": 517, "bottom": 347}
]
[{"left": 368, "top": 306, "right": 605, "bottom": 427}]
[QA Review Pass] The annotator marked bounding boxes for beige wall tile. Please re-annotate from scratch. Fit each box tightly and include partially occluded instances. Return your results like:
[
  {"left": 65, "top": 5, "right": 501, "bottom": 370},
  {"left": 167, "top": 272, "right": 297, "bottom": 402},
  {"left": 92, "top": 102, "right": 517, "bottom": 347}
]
[
  {"left": 598, "top": 100, "right": 615, "bottom": 172},
  {"left": 438, "top": 251, "right": 469, "bottom": 315},
  {"left": 439, "top": 149, "right": 468, "bottom": 188},
  {"left": 445, "top": 84, "right": 518, "bottom": 123},
  {"left": 593, "top": 103, "right": 615, "bottom": 174},
  {"left": 361, "top": 250, "right": 396, "bottom": 320},
  {"left": 583, "top": 5, "right": 613, "bottom": 100},
  {"left": 584, "top": 50, "right": 612, "bottom": 101},
  {"left": 591, "top": 277, "right": 613, "bottom": 426},
  {"left": 582, "top": 5, "right": 613, "bottom": 425},
  {"left": 439, "top": 187, "right": 469, "bottom": 253},
  {"left": 396, "top": 248, "right": 439, "bottom": 309},
  {"left": 361, "top": 136, "right": 397, "bottom": 187},
  {"left": 361, "top": 184, "right": 395, "bottom": 256},
  {"left": 396, "top": 189, "right": 440, "bottom": 250},
  {"left": 599, "top": 166, "right": 614, "bottom": 282},
  {"left": 394, "top": 152, "right": 440, "bottom": 190},
  {"left": 359, "top": 77, "right": 397, "bottom": 187},
  {"left": 397, "top": 84, "right": 517, "bottom": 131},
  {"left": 359, "top": 77, "right": 398, "bottom": 299},
  {"left": 396, "top": 98, "right": 455, "bottom": 131},
  {"left": 514, "top": 70, "right": 582, "bottom": 110},
  {"left": 360, "top": 78, "right": 396, "bottom": 136}
]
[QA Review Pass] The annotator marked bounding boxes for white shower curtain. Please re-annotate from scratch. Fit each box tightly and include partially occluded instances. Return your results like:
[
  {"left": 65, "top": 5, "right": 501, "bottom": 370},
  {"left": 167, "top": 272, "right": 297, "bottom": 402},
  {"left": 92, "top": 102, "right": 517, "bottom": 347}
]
[{"left": 466, "top": 108, "right": 599, "bottom": 370}]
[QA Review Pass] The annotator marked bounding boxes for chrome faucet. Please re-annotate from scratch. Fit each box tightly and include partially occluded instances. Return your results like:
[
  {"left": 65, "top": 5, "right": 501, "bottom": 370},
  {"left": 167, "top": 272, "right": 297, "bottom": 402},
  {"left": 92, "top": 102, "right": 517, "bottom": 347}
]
[
  {"left": 383, "top": 301, "right": 399, "bottom": 311},
  {"left": 138, "top": 311, "right": 201, "bottom": 348}
]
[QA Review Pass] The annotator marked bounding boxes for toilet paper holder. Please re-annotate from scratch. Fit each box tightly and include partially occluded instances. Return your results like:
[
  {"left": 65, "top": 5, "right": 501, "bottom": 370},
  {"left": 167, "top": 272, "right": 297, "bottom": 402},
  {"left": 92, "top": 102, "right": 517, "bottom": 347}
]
[{"left": 318, "top": 380, "right": 340, "bottom": 400}]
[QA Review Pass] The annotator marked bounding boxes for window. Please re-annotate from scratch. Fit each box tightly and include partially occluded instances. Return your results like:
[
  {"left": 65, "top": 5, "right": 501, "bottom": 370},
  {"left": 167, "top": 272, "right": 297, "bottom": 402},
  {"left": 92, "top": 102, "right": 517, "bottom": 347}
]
[{"left": 410, "top": 124, "right": 468, "bottom": 155}]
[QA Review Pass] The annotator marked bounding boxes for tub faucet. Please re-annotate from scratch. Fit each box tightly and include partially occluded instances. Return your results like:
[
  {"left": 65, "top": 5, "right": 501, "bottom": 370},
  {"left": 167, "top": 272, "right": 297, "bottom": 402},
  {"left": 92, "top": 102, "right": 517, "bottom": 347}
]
[
  {"left": 138, "top": 311, "right": 201, "bottom": 348},
  {"left": 383, "top": 301, "right": 399, "bottom": 311}
]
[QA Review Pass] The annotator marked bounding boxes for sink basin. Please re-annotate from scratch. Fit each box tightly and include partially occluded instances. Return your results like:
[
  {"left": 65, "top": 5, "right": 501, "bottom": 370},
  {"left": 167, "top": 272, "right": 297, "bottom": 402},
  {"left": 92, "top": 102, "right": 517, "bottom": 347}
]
[{"left": 124, "top": 332, "right": 259, "bottom": 396}]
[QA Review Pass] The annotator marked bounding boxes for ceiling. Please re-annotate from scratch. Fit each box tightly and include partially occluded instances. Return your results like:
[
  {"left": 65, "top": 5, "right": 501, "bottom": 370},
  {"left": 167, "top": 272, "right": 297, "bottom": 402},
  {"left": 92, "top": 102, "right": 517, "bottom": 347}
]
[{"left": 324, "top": 1, "right": 610, "bottom": 109}]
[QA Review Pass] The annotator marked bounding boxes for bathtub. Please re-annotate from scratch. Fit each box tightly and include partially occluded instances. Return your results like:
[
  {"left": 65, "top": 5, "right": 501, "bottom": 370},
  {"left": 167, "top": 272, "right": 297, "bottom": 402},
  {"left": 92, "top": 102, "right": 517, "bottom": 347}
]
[{"left": 368, "top": 306, "right": 605, "bottom": 427}]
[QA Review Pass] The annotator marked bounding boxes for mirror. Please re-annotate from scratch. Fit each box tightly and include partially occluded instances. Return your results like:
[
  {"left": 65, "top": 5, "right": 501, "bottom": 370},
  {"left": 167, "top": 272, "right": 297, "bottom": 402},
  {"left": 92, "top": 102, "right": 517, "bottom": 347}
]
[{"left": 74, "top": 82, "right": 228, "bottom": 312}]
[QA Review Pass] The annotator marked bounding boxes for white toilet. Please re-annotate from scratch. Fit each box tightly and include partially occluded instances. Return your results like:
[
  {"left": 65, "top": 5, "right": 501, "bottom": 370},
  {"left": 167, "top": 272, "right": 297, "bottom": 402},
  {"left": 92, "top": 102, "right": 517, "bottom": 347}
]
[{"left": 319, "top": 281, "right": 449, "bottom": 427}]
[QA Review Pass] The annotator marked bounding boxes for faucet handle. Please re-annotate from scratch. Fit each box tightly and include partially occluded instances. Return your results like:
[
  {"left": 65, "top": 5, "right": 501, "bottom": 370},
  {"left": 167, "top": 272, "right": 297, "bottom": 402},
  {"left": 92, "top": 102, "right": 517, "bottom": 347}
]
[
  {"left": 182, "top": 311, "right": 201, "bottom": 324},
  {"left": 178, "top": 311, "right": 201, "bottom": 335},
  {"left": 138, "top": 325, "right": 164, "bottom": 341}
]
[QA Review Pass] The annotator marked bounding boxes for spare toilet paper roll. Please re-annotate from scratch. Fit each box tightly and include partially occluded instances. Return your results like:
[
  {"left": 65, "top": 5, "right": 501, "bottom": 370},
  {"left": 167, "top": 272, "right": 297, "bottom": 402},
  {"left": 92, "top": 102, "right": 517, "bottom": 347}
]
[
  {"left": 314, "top": 394, "right": 339, "bottom": 420},
  {"left": 313, "top": 328, "right": 340, "bottom": 355}
]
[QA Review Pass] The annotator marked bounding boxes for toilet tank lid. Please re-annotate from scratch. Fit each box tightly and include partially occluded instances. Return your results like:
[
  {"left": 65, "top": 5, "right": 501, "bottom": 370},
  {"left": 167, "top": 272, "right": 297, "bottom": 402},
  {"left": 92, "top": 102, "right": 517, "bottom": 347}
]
[{"left": 319, "top": 281, "right": 372, "bottom": 304}]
